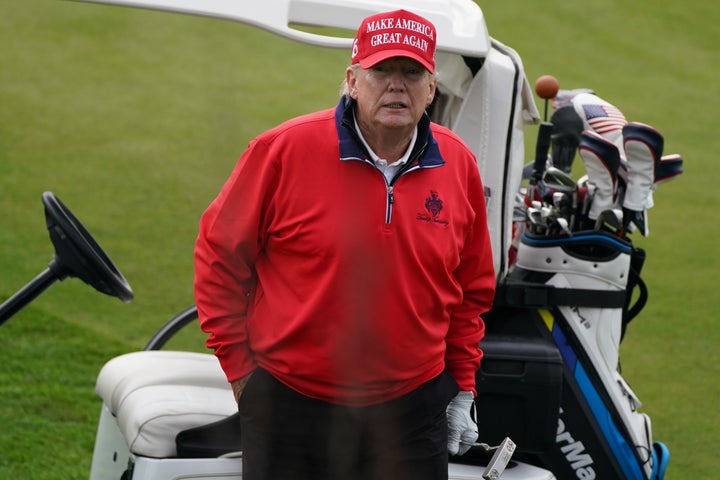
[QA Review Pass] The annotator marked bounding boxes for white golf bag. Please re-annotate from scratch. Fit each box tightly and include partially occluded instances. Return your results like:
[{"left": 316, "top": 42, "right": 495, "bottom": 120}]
[{"left": 488, "top": 229, "right": 670, "bottom": 479}]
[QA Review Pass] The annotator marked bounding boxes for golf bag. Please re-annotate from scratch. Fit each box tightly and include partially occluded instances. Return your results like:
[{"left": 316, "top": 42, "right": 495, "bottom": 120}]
[{"left": 480, "top": 229, "right": 670, "bottom": 479}]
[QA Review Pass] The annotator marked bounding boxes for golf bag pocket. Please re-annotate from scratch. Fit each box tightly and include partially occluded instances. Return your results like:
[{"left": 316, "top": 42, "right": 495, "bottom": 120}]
[
  {"left": 499, "top": 231, "right": 631, "bottom": 357},
  {"left": 510, "top": 231, "right": 631, "bottom": 372}
]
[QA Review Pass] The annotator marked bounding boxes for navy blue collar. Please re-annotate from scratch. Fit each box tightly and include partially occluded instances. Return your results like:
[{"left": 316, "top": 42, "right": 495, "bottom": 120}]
[{"left": 335, "top": 96, "right": 444, "bottom": 168}]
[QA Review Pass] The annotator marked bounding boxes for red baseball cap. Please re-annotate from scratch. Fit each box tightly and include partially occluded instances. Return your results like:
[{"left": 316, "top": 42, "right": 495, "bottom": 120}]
[{"left": 351, "top": 9, "right": 437, "bottom": 73}]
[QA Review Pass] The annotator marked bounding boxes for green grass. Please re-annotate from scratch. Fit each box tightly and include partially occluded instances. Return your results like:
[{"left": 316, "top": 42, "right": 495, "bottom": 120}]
[{"left": 1, "top": 0, "right": 718, "bottom": 478}]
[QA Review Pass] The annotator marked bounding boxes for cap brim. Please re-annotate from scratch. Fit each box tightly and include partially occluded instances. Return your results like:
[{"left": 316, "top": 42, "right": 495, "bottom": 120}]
[{"left": 358, "top": 50, "right": 434, "bottom": 73}]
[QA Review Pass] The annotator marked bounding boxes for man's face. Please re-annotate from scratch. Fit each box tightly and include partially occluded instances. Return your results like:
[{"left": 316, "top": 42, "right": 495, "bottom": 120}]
[{"left": 346, "top": 57, "right": 437, "bottom": 135}]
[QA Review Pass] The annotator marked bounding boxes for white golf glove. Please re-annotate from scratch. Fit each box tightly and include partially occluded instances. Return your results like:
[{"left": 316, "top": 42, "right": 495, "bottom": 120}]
[{"left": 446, "top": 390, "right": 478, "bottom": 456}]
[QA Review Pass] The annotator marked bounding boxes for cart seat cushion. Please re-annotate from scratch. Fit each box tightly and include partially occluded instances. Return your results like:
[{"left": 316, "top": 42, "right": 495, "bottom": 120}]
[{"left": 95, "top": 350, "right": 237, "bottom": 458}]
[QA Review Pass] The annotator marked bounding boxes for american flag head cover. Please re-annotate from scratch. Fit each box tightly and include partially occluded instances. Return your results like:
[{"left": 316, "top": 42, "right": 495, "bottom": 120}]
[{"left": 582, "top": 103, "right": 627, "bottom": 135}]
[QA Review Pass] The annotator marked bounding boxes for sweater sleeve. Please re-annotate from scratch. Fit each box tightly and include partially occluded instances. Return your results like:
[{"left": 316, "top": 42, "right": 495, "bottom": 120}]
[
  {"left": 444, "top": 164, "right": 496, "bottom": 395},
  {"left": 194, "top": 138, "right": 277, "bottom": 382}
]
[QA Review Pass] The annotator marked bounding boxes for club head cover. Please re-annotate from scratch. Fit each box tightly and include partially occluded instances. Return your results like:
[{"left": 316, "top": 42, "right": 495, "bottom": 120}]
[
  {"left": 571, "top": 92, "right": 627, "bottom": 158},
  {"left": 623, "top": 123, "right": 664, "bottom": 212},
  {"left": 654, "top": 154, "right": 683, "bottom": 186},
  {"left": 550, "top": 105, "right": 584, "bottom": 174},
  {"left": 579, "top": 130, "right": 621, "bottom": 220}
]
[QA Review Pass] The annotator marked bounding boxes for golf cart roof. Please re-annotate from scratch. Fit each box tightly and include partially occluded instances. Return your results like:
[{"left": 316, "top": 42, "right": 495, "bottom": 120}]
[{"left": 68, "top": 0, "right": 491, "bottom": 57}]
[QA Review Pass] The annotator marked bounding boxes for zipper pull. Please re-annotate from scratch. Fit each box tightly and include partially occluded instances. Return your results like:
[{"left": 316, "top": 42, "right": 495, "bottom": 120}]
[{"left": 387, "top": 185, "right": 395, "bottom": 205}]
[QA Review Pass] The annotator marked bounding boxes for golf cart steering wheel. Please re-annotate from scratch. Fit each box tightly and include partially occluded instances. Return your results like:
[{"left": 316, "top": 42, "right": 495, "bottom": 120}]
[
  {"left": 43, "top": 191, "right": 133, "bottom": 302},
  {"left": 0, "top": 192, "right": 133, "bottom": 326}
]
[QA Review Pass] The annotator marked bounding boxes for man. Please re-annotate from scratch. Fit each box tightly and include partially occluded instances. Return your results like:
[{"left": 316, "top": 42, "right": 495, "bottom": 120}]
[{"left": 194, "top": 9, "right": 495, "bottom": 480}]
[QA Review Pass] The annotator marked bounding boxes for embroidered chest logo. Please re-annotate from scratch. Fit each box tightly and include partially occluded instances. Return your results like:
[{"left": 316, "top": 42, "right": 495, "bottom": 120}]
[{"left": 417, "top": 190, "right": 449, "bottom": 226}]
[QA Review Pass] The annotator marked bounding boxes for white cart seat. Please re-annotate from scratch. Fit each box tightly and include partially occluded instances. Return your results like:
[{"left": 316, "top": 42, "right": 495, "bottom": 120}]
[{"left": 95, "top": 350, "right": 236, "bottom": 458}]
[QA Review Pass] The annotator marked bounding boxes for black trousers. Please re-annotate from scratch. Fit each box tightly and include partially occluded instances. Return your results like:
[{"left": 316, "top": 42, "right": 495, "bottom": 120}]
[{"left": 238, "top": 368, "right": 459, "bottom": 480}]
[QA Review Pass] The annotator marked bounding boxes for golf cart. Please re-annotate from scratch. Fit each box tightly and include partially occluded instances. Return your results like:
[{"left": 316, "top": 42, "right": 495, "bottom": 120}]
[{"left": 2, "top": 0, "right": 673, "bottom": 478}]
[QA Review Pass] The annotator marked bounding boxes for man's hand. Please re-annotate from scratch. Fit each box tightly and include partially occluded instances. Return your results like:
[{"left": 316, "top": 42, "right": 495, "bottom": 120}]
[
  {"left": 231, "top": 371, "right": 254, "bottom": 403},
  {"left": 447, "top": 390, "right": 478, "bottom": 456}
]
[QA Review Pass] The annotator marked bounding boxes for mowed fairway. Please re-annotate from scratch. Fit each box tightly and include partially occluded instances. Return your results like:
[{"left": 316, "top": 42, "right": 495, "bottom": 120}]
[{"left": 1, "top": 0, "right": 718, "bottom": 478}]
